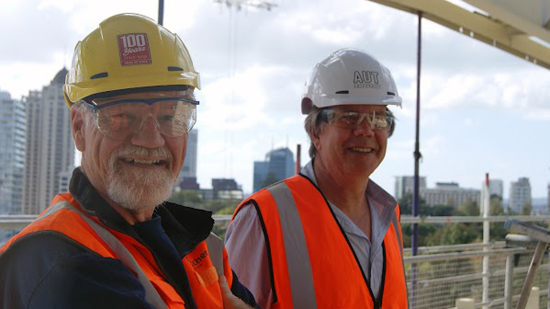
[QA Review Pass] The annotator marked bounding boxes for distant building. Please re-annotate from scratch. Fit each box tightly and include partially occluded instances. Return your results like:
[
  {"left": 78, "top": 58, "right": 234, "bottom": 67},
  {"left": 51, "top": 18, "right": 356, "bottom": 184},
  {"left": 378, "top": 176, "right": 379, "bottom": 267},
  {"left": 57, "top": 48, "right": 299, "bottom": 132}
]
[
  {"left": 253, "top": 161, "right": 269, "bottom": 193},
  {"left": 547, "top": 184, "right": 550, "bottom": 214},
  {"left": 176, "top": 177, "right": 200, "bottom": 190},
  {"left": 211, "top": 178, "right": 243, "bottom": 200},
  {"left": 180, "top": 129, "right": 198, "bottom": 179},
  {"left": 175, "top": 129, "right": 199, "bottom": 191},
  {"left": 0, "top": 91, "right": 26, "bottom": 214},
  {"left": 423, "top": 182, "right": 480, "bottom": 209},
  {"left": 486, "top": 179, "right": 504, "bottom": 198},
  {"left": 253, "top": 147, "right": 295, "bottom": 192},
  {"left": 58, "top": 170, "right": 73, "bottom": 194},
  {"left": 394, "top": 176, "right": 426, "bottom": 200},
  {"left": 509, "top": 177, "right": 531, "bottom": 214},
  {"left": 22, "top": 68, "right": 75, "bottom": 214}
]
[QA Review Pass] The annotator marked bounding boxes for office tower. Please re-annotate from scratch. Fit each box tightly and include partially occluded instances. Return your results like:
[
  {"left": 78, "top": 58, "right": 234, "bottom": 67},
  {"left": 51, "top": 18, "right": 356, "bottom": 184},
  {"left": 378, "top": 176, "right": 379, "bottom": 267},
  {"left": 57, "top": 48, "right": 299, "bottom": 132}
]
[
  {"left": 180, "top": 129, "right": 198, "bottom": 179},
  {"left": 423, "top": 182, "right": 480, "bottom": 209},
  {"left": 22, "top": 68, "right": 75, "bottom": 214},
  {"left": 253, "top": 147, "right": 295, "bottom": 192},
  {"left": 509, "top": 177, "right": 531, "bottom": 214},
  {"left": 253, "top": 161, "right": 269, "bottom": 193},
  {"left": 394, "top": 176, "right": 427, "bottom": 200},
  {"left": 175, "top": 129, "right": 199, "bottom": 190},
  {"left": 0, "top": 91, "right": 26, "bottom": 214}
]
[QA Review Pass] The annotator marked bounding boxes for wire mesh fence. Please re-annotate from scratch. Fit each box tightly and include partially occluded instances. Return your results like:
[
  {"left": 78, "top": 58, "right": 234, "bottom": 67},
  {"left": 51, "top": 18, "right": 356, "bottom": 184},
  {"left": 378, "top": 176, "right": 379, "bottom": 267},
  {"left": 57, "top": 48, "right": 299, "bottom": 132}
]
[{"left": 406, "top": 248, "right": 549, "bottom": 308}]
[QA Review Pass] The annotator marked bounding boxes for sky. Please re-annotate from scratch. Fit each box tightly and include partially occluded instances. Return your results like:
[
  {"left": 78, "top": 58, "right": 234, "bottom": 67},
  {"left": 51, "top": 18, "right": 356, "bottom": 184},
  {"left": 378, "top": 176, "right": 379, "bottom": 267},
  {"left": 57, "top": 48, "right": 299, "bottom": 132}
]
[{"left": 1, "top": 0, "right": 549, "bottom": 198}]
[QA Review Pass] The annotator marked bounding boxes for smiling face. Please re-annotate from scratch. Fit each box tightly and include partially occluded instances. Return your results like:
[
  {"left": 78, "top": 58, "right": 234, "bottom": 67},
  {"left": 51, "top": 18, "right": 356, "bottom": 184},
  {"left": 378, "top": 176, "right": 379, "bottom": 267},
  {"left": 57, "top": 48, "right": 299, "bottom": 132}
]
[
  {"left": 72, "top": 90, "right": 188, "bottom": 213},
  {"left": 312, "top": 104, "right": 388, "bottom": 182}
]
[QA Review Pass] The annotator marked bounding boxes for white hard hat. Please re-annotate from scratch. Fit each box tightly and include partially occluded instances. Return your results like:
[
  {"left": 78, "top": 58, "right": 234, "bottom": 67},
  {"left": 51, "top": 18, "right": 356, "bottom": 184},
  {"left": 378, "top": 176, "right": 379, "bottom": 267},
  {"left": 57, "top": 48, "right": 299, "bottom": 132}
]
[{"left": 301, "top": 48, "right": 402, "bottom": 114}]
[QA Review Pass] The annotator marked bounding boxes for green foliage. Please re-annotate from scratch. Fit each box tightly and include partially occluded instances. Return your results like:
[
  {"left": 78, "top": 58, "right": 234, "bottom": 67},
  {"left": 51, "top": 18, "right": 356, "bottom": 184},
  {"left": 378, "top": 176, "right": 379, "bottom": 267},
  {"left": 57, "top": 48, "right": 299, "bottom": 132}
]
[
  {"left": 398, "top": 192, "right": 428, "bottom": 215},
  {"left": 261, "top": 172, "right": 279, "bottom": 188},
  {"left": 168, "top": 190, "right": 202, "bottom": 207},
  {"left": 426, "top": 223, "right": 481, "bottom": 246},
  {"left": 457, "top": 200, "right": 479, "bottom": 216},
  {"left": 490, "top": 194, "right": 504, "bottom": 216},
  {"left": 401, "top": 223, "right": 437, "bottom": 248},
  {"left": 521, "top": 201, "right": 533, "bottom": 215}
]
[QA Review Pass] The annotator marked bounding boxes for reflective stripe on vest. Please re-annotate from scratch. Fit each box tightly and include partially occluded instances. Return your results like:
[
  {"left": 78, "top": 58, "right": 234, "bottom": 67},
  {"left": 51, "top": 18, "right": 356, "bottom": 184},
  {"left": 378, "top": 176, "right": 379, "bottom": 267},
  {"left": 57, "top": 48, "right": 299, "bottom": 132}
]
[
  {"left": 267, "top": 182, "right": 318, "bottom": 308},
  {"left": 205, "top": 233, "right": 224, "bottom": 276},
  {"left": 38, "top": 201, "right": 167, "bottom": 309}
]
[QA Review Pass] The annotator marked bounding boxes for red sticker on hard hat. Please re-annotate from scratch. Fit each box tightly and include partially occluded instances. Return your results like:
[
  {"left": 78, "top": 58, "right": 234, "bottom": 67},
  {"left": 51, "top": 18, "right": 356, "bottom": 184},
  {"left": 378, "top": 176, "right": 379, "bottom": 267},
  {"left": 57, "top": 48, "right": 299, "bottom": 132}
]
[{"left": 117, "top": 33, "right": 152, "bottom": 66}]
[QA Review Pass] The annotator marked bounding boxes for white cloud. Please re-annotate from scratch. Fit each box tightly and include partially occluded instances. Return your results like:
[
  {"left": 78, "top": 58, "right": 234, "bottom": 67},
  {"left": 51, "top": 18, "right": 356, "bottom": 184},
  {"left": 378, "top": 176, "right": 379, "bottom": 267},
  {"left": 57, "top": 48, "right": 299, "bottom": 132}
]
[{"left": 2, "top": 0, "right": 550, "bottom": 196}]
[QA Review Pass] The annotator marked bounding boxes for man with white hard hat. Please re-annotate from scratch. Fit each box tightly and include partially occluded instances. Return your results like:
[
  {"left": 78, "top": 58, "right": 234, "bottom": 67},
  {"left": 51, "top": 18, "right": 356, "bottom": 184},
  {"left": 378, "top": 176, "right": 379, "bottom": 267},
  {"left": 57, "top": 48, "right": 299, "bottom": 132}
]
[{"left": 225, "top": 48, "right": 408, "bottom": 308}]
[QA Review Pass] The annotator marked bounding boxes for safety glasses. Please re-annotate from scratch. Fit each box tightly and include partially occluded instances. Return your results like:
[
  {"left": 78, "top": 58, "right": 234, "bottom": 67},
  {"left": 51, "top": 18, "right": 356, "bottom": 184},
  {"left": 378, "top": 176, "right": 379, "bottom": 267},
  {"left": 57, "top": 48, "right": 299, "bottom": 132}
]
[
  {"left": 322, "top": 109, "right": 394, "bottom": 131},
  {"left": 83, "top": 96, "right": 199, "bottom": 140}
]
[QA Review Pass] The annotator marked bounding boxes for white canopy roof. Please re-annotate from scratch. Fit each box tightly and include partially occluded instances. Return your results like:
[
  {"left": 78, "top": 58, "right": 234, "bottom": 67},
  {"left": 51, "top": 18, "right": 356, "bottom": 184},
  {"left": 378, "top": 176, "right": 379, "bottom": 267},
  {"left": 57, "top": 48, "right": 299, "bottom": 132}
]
[{"left": 368, "top": 0, "right": 550, "bottom": 70}]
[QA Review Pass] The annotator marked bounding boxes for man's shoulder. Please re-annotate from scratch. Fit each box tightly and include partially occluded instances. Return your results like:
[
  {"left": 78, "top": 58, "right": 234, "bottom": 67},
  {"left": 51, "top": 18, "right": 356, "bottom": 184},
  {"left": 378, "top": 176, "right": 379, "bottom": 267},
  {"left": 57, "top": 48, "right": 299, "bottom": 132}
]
[
  {"left": 0, "top": 231, "right": 105, "bottom": 280},
  {"left": 0, "top": 232, "right": 146, "bottom": 308},
  {"left": 0, "top": 232, "right": 99, "bottom": 305}
]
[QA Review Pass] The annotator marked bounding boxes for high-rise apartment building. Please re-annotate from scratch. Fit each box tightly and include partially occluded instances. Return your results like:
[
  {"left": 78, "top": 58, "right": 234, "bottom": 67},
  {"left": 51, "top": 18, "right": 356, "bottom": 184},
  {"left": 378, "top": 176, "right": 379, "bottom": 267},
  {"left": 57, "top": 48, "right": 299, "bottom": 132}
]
[
  {"left": 180, "top": 129, "right": 198, "bottom": 179},
  {"left": 485, "top": 178, "right": 504, "bottom": 198},
  {"left": 394, "top": 176, "right": 426, "bottom": 201},
  {"left": 509, "top": 177, "right": 531, "bottom": 214},
  {"left": 0, "top": 91, "right": 26, "bottom": 214},
  {"left": 22, "top": 68, "right": 75, "bottom": 214},
  {"left": 175, "top": 129, "right": 199, "bottom": 190},
  {"left": 253, "top": 147, "right": 295, "bottom": 192}
]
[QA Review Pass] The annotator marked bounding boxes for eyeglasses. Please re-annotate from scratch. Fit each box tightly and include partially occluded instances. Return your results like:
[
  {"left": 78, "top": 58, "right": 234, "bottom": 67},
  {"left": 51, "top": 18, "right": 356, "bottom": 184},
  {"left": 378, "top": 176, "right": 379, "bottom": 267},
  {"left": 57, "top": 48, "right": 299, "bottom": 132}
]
[
  {"left": 83, "top": 96, "right": 199, "bottom": 140},
  {"left": 321, "top": 109, "right": 394, "bottom": 131}
]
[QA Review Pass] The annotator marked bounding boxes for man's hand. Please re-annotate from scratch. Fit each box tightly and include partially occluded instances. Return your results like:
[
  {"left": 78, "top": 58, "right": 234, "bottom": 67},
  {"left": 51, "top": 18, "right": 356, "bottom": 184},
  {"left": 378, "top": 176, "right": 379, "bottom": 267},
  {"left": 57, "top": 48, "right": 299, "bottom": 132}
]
[{"left": 219, "top": 276, "right": 253, "bottom": 309}]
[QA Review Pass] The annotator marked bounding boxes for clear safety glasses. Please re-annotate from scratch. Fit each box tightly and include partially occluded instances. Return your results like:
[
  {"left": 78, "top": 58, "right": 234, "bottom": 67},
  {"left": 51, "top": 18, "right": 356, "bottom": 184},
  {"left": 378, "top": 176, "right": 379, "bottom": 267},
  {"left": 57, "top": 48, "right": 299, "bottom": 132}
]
[
  {"left": 83, "top": 96, "right": 198, "bottom": 140},
  {"left": 322, "top": 109, "right": 394, "bottom": 131}
]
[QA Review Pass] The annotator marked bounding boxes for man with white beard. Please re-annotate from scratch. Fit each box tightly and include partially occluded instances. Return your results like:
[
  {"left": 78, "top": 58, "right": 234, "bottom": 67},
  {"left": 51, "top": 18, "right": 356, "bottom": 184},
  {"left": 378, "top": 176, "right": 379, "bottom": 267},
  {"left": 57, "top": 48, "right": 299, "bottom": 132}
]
[{"left": 0, "top": 13, "right": 257, "bottom": 309}]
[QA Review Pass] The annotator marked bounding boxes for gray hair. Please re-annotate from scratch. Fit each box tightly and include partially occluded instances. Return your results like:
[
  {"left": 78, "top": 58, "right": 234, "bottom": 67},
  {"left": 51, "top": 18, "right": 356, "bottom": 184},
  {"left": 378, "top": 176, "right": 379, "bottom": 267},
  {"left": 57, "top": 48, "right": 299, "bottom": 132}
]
[
  {"left": 71, "top": 99, "right": 94, "bottom": 126},
  {"left": 304, "top": 106, "right": 396, "bottom": 159}
]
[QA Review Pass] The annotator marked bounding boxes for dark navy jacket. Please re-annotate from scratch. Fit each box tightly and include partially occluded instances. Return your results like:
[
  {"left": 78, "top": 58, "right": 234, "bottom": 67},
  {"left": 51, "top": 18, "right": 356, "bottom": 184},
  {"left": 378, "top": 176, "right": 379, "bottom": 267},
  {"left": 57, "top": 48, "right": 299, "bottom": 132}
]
[{"left": 0, "top": 168, "right": 258, "bottom": 309}]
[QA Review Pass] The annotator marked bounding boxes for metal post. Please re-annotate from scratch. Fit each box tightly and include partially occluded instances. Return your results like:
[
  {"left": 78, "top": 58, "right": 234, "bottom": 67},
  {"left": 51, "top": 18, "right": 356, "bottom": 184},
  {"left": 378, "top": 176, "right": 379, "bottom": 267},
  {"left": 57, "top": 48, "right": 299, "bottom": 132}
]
[
  {"left": 504, "top": 253, "right": 514, "bottom": 309},
  {"left": 483, "top": 174, "right": 491, "bottom": 309},
  {"left": 517, "top": 241, "right": 548, "bottom": 309},
  {"left": 158, "top": 0, "right": 164, "bottom": 25},
  {"left": 296, "top": 144, "right": 301, "bottom": 174},
  {"left": 411, "top": 11, "right": 422, "bottom": 308}
]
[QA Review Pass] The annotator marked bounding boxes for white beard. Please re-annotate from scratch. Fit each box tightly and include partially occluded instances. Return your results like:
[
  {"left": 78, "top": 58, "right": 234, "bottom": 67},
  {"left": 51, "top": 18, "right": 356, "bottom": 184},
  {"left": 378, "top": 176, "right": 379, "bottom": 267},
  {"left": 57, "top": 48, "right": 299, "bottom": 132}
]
[{"left": 106, "top": 146, "right": 176, "bottom": 213}]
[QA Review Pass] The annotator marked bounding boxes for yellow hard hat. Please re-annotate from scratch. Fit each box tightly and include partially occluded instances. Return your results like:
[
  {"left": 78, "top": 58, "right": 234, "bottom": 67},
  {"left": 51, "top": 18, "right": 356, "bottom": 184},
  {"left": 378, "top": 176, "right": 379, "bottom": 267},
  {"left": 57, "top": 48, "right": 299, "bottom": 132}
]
[{"left": 63, "top": 13, "right": 200, "bottom": 107}]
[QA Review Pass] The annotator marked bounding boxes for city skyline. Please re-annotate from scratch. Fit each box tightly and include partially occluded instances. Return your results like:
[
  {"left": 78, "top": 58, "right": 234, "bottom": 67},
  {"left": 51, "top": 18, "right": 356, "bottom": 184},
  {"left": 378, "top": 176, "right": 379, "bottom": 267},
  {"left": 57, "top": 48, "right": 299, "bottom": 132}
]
[
  {"left": 21, "top": 68, "right": 74, "bottom": 215},
  {"left": 0, "top": 0, "right": 549, "bottom": 197}
]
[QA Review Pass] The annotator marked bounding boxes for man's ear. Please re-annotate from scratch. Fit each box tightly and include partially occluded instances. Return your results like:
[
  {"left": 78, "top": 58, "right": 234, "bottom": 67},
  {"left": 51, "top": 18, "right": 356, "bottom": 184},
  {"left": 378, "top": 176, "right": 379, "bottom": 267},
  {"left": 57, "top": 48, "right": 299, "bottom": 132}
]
[
  {"left": 311, "top": 130, "right": 322, "bottom": 152},
  {"left": 71, "top": 107, "right": 86, "bottom": 152}
]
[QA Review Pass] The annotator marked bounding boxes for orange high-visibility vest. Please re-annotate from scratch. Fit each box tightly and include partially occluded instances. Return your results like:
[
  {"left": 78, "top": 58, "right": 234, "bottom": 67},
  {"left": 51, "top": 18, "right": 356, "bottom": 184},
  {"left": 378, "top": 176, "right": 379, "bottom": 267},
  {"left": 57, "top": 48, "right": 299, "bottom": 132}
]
[
  {"left": 233, "top": 175, "right": 408, "bottom": 308},
  {"left": 1, "top": 192, "right": 232, "bottom": 308}
]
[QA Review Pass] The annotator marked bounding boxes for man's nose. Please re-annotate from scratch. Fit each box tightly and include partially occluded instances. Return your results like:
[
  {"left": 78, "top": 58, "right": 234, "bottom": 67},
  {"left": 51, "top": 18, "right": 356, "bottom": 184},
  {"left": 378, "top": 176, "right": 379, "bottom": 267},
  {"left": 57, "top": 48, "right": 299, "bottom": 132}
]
[
  {"left": 131, "top": 116, "right": 165, "bottom": 148},
  {"left": 353, "top": 117, "right": 375, "bottom": 137}
]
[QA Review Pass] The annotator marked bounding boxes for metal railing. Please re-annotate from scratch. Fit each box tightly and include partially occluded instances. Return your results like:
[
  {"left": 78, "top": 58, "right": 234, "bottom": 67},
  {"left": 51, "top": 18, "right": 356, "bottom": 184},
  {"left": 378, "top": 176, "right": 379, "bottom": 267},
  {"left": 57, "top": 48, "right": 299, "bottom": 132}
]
[{"left": 2, "top": 215, "right": 549, "bottom": 308}]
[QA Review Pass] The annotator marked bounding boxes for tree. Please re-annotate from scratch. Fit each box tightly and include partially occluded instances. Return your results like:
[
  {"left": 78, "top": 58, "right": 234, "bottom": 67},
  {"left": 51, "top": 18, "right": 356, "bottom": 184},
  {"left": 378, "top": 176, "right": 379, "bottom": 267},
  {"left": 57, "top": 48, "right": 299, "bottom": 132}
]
[
  {"left": 521, "top": 201, "right": 533, "bottom": 215},
  {"left": 457, "top": 200, "right": 479, "bottom": 216},
  {"left": 168, "top": 190, "right": 202, "bottom": 207},
  {"left": 397, "top": 192, "right": 428, "bottom": 215},
  {"left": 261, "top": 172, "right": 279, "bottom": 188},
  {"left": 426, "top": 223, "right": 481, "bottom": 246},
  {"left": 489, "top": 195, "right": 507, "bottom": 241},
  {"left": 489, "top": 194, "right": 504, "bottom": 216}
]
